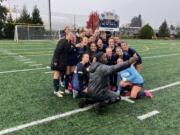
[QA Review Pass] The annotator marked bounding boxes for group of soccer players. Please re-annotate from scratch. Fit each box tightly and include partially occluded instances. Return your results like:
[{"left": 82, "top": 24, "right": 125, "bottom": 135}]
[{"left": 51, "top": 26, "right": 152, "bottom": 113}]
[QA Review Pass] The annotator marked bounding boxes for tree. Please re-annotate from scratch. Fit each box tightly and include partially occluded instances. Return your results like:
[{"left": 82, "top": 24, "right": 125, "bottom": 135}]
[
  {"left": 86, "top": 11, "right": 99, "bottom": 32},
  {"left": 170, "top": 24, "right": 175, "bottom": 30},
  {"left": 177, "top": 32, "right": 180, "bottom": 39},
  {"left": 0, "top": 2, "right": 7, "bottom": 38},
  {"left": 158, "top": 20, "right": 170, "bottom": 37},
  {"left": 17, "top": 5, "right": 31, "bottom": 24},
  {"left": 176, "top": 26, "right": 180, "bottom": 31},
  {"left": 4, "top": 14, "right": 15, "bottom": 39},
  {"left": 130, "top": 14, "right": 142, "bottom": 27},
  {"left": 139, "top": 24, "right": 154, "bottom": 39},
  {"left": 31, "top": 5, "right": 43, "bottom": 25}
]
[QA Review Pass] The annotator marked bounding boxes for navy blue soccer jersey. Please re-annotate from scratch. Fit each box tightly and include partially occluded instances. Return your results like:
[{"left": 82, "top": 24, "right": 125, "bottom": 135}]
[
  {"left": 68, "top": 44, "right": 79, "bottom": 66},
  {"left": 107, "top": 55, "right": 117, "bottom": 65},
  {"left": 123, "top": 48, "right": 142, "bottom": 64}
]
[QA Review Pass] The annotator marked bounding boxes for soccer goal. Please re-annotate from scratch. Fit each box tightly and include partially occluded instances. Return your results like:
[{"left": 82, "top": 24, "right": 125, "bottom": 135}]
[{"left": 14, "top": 25, "right": 61, "bottom": 42}]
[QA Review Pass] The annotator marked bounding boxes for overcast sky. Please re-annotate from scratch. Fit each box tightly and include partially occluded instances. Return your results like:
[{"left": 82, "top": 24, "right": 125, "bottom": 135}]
[{"left": 3, "top": 0, "right": 180, "bottom": 29}]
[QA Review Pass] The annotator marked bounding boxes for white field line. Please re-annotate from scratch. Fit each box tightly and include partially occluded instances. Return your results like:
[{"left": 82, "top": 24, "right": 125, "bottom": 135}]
[
  {"left": 9, "top": 48, "right": 53, "bottom": 51},
  {"left": 0, "top": 105, "right": 94, "bottom": 135},
  {"left": 143, "top": 53, "right": 180, "bottom": 59},
  {"left": 0, "top": 81, "right": 179, "bottom": 134},
  {"left": 121, "top": 96, "right": 135, "bottom": 103},
  {"left": 149, "top": 81, "right": 180, "bottom": 92},
  {"left": 0, "top": 67, "right": 48, "bottom": 74},
  {"left": 160, "top": 43, "right": 168, "bottom": 45},
  {"left": 26, "top": 54, "right": 52, "bottom": 57},
  {"left": 0, "top": 49, "right": 34, "bottom": 64},
  {"left": 45, "top": 71, "right": 53, "bottom": 74},
  {"left": 24, "top": 61, "right": 34, "bottom": 64},
  {"left": 18, "top": 59, "right": 31, "bottom": 61},
  {"left": 18, "top": 55, "right": 25, "bottom": 58},
  {"left": 46, "top": 66, "right": 51, "bottom": 69},
  {"left": 29, "top": 64, "right": 43, "bottom": 67},
  {"left": 137, "top": 110, "right": 160, "bottom": 120}
]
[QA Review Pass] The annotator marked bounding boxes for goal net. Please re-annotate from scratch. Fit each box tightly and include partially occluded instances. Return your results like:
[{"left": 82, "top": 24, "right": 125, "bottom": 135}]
[{"left": 14, "top": 25, "right": 61, "bottom": 42}]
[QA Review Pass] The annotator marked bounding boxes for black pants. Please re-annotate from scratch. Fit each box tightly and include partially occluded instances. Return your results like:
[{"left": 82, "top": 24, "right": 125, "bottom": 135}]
[
  {"left": 88, "top": 90, "right": 120, "bottom": 104},
  {"left": 110, "top": 74, "right": 117, "bottom": 87}
]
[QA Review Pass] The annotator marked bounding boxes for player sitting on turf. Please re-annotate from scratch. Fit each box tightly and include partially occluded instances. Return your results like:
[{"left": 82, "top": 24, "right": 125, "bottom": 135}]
[
  {"left": 120, "top": 41, "right": 142, "bottom": 72},
  {"left": 72, "top": 53, "right": 90, "bottom": 98},
  {"left": 79, "top": 52, "right": 138, "bottom": 114},
  {"left": 51, "top": 32, "right": 74, "bottom": 97},
  {"left": 116, "top": 58, "right": 152, "bottom": 99}
]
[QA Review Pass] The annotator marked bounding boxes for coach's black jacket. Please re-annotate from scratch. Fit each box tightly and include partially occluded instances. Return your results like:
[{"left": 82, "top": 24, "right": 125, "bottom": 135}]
[
  {"left": 51, "top": 39, "right": 71, "bottom": 70},
  {"left": 87, "top": 61, "right": 130, "bottom": 100}
]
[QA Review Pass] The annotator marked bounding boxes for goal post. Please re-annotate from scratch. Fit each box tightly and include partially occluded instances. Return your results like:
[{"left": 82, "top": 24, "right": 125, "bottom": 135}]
[{"left": 14, "top": 25, "right": 61, "bottom": 42}]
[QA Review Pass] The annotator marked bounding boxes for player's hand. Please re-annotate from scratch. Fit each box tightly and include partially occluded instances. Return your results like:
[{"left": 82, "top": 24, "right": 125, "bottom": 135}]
[
  {"left": 133, "top": 53, "right": 138, "bottom": 59},
  {"left": 92, "top": 57, "right": 97, "bottom": 63},
  {"left": 75, "top": 44, "right": 81, "bottom": 48},
  {"left": 128, "top": 56, "right": 138, "bottom": 64}
]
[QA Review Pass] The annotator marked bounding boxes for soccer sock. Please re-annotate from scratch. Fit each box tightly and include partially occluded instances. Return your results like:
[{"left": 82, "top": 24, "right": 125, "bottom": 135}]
[
  {"left": 53, "top": 79, "right": 59, "bottom": 92},
  {"left": 65, "top": 75, "right": 70, "bottom": 89},
  {"left": 136, "top": 92, "right": 145, "bottom": 99},
  {"left": 69, "top": 73, "right": 73, "bottom": 84},
  {"left": 60, "top": 74, "right": 64, "bottom": 82}
]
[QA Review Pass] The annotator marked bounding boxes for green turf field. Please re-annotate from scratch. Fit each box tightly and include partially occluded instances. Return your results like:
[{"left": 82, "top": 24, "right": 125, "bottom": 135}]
[{"left": 0, "top": 39, "right": 180, "bottom": 135}]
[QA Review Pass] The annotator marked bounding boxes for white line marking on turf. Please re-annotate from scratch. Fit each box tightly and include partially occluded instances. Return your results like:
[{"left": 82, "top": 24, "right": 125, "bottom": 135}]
[
  {"left": 18, "top": 55, "right": 25, "bottom": 58},
  {"left": 149, "top": 81, "right": 180, "bottom": 92},
  {"left": 143, "top": 53, "right": 180, "bottom": 59},
  {"left": 18, "top": 59, "right": 31, "bottom": 61},
  {"left": 46, "top": 66, "right": 51, "bottom": 69},
  {"left": 121, "top": 96, "right": 135, "bottom": 103},
  {"left": 0, "top": 81, "right": 180, "bottom": 134},
  {"left": 24, "top": 61, "right": 34, "bottom": 64},
  {"left": 0, "top": 105, "right": 94, "bottom": 135},
  {"left": 29, "top": 64, "right": 43, "bottom": 67},
  {"left": 137, "top": 110, "right": 160, "bottom": 120},
  {"left": 45, "top": 71, "right": 53, "bottom": 74},
  {"left": 0, "top": 67, "right": 48, "bottom": 74}
]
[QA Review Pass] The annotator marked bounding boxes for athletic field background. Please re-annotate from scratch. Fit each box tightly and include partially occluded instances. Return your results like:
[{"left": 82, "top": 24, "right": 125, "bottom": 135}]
[{"left": 0, "top": 39, "right": 180, "bottom": 135}]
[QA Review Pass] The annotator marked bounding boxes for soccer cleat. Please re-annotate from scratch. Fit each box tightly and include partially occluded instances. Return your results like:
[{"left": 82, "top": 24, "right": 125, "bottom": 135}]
[
  {"left": 73, "top": 89, "right": 78, "bottom": 98},
  {"left": 116, "top": 89, "right": 120, "bottom": 96},
  {"left": 94, "top": 102, "right": 106, "bottom": 115},
  {"left": 58, "top": 90, "right": 64, "bottom": 94},
  {"left": 79, "top": 99, "right": 86, "bottom": 108},
  {"left": 54, "top": 91, "right": 63, "bottom": 98},
  {"left": 144, "top": 90, "right": 153, "bottom": 98},
  {"left": 65, "top": 89, "right": 71, "bottom": 94}
]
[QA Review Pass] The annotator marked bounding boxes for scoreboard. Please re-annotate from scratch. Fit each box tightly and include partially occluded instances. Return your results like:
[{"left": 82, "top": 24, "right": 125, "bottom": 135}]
[{"left": 99, "top": 12, "right": 120, "bottom": 32}]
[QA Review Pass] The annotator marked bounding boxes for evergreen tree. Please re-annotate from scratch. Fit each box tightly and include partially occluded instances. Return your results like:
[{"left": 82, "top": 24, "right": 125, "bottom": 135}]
[
  {"left": 0, "top": 2, "right": 7, "bottom": 38},
  {"left": 158, "top": 20, "right": 170, "bottom": 37},
  {"left": 139, "top": 24, "right": 154, "bottom": 39},
  {"left": 32, "top": 5, "right": 43, "bottom": 25},
  {"left": 130, "top": 14, "right": 142, "bottom": 27},
  {"left": 4, "top": 14, "right": 15, "bottom": 39},
  {"left": 17, "top": 5, "right": 31, "bottom": 24}
]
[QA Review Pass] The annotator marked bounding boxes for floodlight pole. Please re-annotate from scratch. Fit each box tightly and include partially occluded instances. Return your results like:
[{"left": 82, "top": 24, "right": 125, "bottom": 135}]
[{"left": 48, "top": 0, "right": 52, "bottom": 34}]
